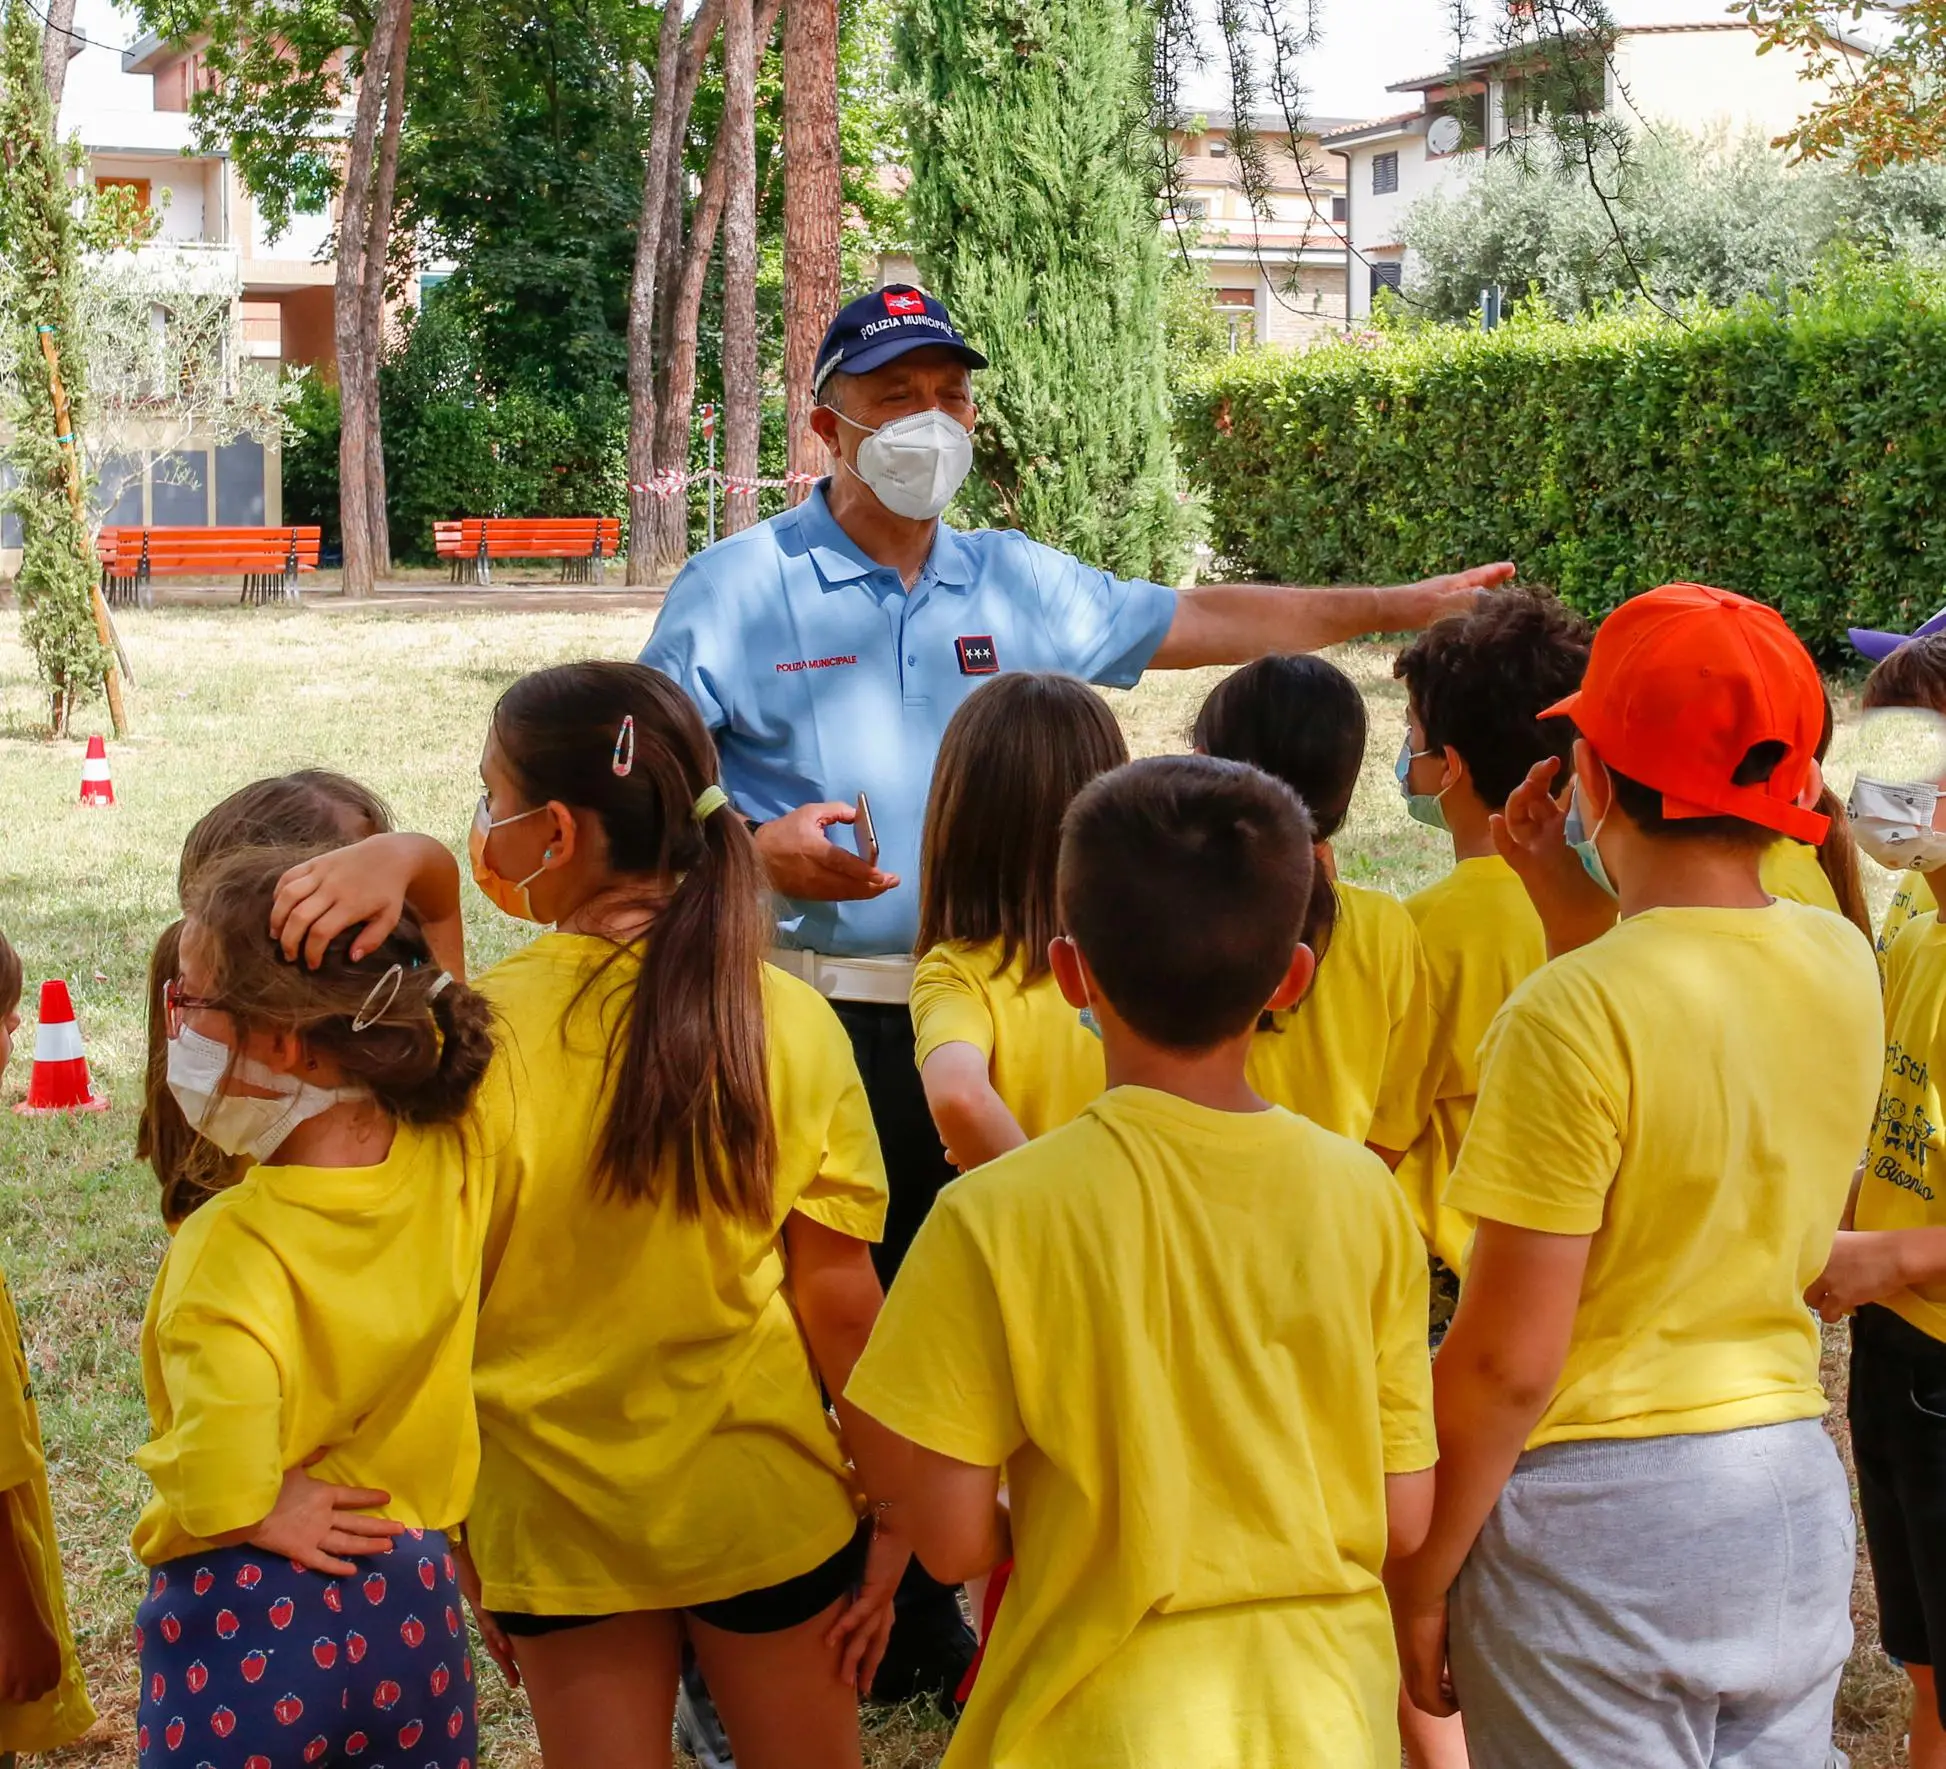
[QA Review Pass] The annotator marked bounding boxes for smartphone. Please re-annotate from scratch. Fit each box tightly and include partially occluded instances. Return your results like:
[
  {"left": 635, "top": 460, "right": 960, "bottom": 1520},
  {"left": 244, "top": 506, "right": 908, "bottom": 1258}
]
[{"left": 853, "top": 791, "right": 880, "bottom": 868}]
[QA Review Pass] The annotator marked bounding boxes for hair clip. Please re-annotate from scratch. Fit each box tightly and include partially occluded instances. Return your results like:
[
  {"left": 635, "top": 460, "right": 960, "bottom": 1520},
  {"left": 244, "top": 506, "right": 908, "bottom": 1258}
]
[
  {"left": 425, "top": 971, "right": 454, "bottom": 1001},
  {"left": 693, "top": 783, "right": 728, "bottom": 822},
  {"left": 352, "top": 962, "right": 405, "bottom": 1032},
  {"left": 612, "top": 715, "right": 636, "bottom": 778}
]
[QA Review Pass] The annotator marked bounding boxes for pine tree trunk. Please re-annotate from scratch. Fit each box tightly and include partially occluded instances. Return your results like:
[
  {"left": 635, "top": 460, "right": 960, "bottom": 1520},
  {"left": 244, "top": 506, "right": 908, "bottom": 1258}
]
[
  {"left": 333, "top": 0, "right": 410, "bottom": 600},
  {"left": 781, "top": 0, "right": 841, "bottom": 504},
  {"left": 360, "top": 0, "right": 411, "bottom": 581},
  {"left": 39, "top": 0, "right": 76, "bottom": 111},
  {"left": 719, "top": 0, "right": 759, "bottom": 536}
]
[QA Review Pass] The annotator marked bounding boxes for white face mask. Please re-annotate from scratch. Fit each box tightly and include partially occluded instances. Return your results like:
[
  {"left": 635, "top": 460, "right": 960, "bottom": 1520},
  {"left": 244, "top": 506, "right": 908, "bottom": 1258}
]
[
  {"left": 1849, "top": 776, "right": 1946, "bottom": 873},
  {"left": 826, "top": 406, "right": 974, "bottom": 520},
  {"left": 166, "top": 1024, "right": 366, "bottom": 1160}
]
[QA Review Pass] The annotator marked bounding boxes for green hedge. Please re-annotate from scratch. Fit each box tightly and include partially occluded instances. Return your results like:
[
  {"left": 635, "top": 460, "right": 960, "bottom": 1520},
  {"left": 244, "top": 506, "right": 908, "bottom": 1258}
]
[{"left": 1175, "top": 262, "right": 1946, "bottom": 652}]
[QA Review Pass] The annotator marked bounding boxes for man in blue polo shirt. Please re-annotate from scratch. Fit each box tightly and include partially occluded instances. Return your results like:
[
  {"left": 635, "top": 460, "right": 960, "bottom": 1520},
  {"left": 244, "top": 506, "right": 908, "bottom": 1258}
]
[{"left": 641, "top": 286, "right": 1510, "bottom": 1708}]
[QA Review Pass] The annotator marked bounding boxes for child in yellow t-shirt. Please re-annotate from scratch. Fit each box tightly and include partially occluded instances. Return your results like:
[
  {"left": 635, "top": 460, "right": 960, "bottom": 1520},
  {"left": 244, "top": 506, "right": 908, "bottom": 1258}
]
[
  {"left": 1808, "top": 694, "right": 1946, "bottom": 1766},
  {"left": 849, "top": 755, "right": 1436, "bottom": 1769},
  {"left": 1391, "top": 584, "right": 1880, "bottom": 1768},
  {"left": 133, "top": 845, "right": 498, "bottom": 1768},
  {"left": 1193, "top": 655, "right": 1435, "bottom": 1157},
  {"left": 1852, "top": 634, "right": 1946, "bottom": 963},
  {"left": 911, "top": 672, "right": 1125, "bottom": 1169},
  {"left": 0, "top": 932, "right": 97, "bottom": 1762},
  {"left": 1390, "top": 589, "right": 1590, "bottom": 1272},
  {"left": 269, "top": 661, "right": 902, "bottom": 1766},
  {"left": 136, "top": 770, "right": 398, "bottom": 1230}
]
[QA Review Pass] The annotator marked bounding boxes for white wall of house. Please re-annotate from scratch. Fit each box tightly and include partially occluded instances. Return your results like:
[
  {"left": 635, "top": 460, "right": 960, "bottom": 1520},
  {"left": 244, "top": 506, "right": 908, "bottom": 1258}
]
[{"left": 1613, "top": 26, "right": 1834, "bottom": 142}]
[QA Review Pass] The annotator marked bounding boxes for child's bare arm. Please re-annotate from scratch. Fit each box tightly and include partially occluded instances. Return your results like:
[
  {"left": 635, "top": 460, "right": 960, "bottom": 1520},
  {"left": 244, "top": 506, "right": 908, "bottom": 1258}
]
[
  {"left": 920, "top": 1044, "right": 1028, "bottom": 1171},
  {"left": 0, "top": 1495, "right": 60, "bottom": 1704},
  {"left": 886, "top": 1444, "right": 1009, "bottom": 1588},
  {"left": 271, "top": 834, "right": 467, "bottom": 978},
  {"left": 1492, "top": 758, "right": 1619, "bottom": 958},
  {"left": 1383, "top": 1468, "right": 1436, "bottom": 1564},
  {"left": 1396, "top": 1220, "right": 1589, "bottom": 1594},
  {"left": 1807, "top": 1227, "right": 1946, "bottom": 1320}
]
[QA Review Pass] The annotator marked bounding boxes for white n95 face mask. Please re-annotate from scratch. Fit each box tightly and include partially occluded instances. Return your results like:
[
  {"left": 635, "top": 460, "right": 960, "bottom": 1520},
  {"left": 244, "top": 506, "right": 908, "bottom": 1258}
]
[
  {"left": 828, "top": 406, "right": 974, "bottom": 521},
  {"left": 166, "top": 1024, "right": 366, "bottom": 1160},
  {"left": 1849, "top": 776, "right": 1946, "bottom": 873}
]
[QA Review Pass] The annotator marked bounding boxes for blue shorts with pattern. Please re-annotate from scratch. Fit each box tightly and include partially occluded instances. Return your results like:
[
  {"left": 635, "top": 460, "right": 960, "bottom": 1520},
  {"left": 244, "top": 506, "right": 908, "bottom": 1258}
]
[{"left": 134, "top": 1530, "right": 477, "bottom": 1768}]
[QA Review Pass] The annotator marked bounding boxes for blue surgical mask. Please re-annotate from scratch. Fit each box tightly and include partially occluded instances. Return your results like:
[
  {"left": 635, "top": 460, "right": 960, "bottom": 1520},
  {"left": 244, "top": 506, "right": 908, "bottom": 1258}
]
[
  {"left": 1078, "top": 1006, "right": 1103, "bottom": 1041},
  {"left": 1396, "top": 737, "right": 1450, "bottom": 832},
  {"left": 1563, "top": 783, "right": 1618, "bottom": 898}
]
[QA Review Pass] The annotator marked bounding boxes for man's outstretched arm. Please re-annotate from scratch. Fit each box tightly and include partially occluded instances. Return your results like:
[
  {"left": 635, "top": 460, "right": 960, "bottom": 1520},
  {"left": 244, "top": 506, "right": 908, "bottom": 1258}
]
[{"left": 1149, "top": 562, "right": 1517, "bottom": 669}]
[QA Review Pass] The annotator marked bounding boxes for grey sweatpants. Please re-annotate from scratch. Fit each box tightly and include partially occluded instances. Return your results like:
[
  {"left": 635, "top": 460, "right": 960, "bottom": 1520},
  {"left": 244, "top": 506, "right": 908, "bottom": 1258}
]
[{"left": 1449, "top": 1418, "right": 1855, "bottom": 1768}]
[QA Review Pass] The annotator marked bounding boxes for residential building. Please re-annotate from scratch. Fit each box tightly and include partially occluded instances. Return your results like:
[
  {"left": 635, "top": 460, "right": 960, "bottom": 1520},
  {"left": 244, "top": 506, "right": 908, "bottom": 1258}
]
[
  {"left": 1325, "top": 7, "right": 1870, "bottom": 322},
  {"left": 878, "top": 111, "right": 1358, "bottom": 350},
  {"left": 1163, "top": 110, "right": 1358, "bottom": 348}
]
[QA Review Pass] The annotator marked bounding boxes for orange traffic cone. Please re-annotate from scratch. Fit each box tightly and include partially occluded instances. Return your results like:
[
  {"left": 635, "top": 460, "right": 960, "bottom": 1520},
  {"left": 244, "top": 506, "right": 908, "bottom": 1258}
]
[
  {"left": 13, "top": 981, "right": 109, "bottom": 1115},
  {"left": 78, "top": 735, "right": 114, "bottom": 808}
]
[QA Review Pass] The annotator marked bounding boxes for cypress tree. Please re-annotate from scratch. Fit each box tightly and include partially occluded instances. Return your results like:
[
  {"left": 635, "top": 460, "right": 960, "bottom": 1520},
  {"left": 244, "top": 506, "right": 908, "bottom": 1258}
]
[
  {"left": 0, "top": 0, "right": 108, "bottom": 731},
  {"left": 898, "top": 0, "right": 1191, "bottom": 582}
]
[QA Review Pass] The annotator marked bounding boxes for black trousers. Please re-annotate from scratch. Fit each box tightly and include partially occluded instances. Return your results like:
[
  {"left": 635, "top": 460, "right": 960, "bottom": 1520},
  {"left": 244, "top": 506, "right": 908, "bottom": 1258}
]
[
  {"left": 829, "top": 998, "right": 974, "bottom": 1702},
  {"left": 832, "top": 999, "right": 959, "bottom": 1286}
]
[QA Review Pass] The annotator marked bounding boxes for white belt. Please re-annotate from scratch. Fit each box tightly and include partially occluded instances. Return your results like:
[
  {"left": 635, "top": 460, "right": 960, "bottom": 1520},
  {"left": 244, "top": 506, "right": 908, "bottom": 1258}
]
[{"left": 767, "top": 948, "right": 915, "bottom": 1007}]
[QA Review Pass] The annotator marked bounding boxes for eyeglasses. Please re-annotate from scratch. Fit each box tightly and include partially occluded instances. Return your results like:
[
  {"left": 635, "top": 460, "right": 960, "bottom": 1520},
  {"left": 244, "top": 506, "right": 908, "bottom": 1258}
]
[{"left": 162, "top": 977, "right": 223, "bottom": 1041}]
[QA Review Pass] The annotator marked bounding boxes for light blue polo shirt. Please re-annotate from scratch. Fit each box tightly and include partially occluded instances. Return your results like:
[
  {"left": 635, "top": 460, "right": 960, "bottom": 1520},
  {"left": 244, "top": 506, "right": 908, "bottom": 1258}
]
[{"left": 640, "top": 482, "right": 1177, "bottom": 957}]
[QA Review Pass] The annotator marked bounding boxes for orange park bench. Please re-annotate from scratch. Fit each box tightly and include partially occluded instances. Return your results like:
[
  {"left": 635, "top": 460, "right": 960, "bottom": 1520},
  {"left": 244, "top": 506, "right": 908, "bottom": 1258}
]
[
  {"left": 98, "top": 526, "right": 322, "bottom": 608},
  {"left": 433, "top": 517, "right": 623, "bottom": 586}
]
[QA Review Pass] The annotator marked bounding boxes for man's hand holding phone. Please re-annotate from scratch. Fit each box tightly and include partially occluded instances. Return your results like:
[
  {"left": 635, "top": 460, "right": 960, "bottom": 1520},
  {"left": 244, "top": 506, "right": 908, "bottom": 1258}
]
[{"left": 752, "top": 801, "right": 899, "bottom": 902}]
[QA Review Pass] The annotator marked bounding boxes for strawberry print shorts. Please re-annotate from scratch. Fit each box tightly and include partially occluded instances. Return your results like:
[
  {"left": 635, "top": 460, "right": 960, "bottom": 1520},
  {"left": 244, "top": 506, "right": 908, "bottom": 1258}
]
[{"left": 134, "top": 1530, "right": 477, "bottom": 1768}]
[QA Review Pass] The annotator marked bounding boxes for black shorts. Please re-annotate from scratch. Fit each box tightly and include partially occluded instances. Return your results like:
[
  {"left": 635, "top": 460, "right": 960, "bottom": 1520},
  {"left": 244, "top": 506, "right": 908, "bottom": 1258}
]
[
  {"left": 1851, "top": 1304, "right": 1946, "bottom": 1713},
  {"left": 493, "top": 1521, "right": 872, "bottom": 1640}
]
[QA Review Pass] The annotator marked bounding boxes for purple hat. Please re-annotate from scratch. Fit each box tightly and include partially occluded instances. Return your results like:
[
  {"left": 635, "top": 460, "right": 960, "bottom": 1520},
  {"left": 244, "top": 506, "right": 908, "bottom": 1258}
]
[{"left": 1850, "top": 607, "right": 1946, "bottom": 663}]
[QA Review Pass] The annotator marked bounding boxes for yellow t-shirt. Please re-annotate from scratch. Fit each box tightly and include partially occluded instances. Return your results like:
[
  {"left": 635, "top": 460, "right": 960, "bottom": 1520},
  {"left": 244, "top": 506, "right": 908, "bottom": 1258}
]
[
  {"left": 1877, "top": 869, "right": 1939, "bottom": 973},
  {"left": 470, "top": 937, "right": 888, "bottom": 1613},
  {"left": 0, "top": 1269, "right": 96, "bottom": 1754},
  {"left": 1859, "top": 912, "right": 1946, "bottom": 1341},
  {"left": 1394, "top": 855, "right": 1546, "bottom": 1270},
  {"left": 910, "top": 940, "right": 1105, "bottom": 1140},
  {"left": 1448, "top": 901, "right": 1881, "bottom": 1448},
  {"left": 848, "top": 1087, "right": 1434, "bottom": 1769},
  {"left": 1245, "top": 880, "right": 1435, "bottom": 1153},
  {"left": 1760, "top": 838, "right": 1841, "bottom": 914},
  {"left": 134, "top": 1117, "right": 495, "bottom": 1565}
]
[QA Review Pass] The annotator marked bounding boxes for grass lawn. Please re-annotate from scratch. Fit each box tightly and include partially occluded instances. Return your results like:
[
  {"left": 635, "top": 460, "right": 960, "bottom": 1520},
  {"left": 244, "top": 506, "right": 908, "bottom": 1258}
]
[{"left": 0, "top": 598, "right": 1912, "bottom": 1766}]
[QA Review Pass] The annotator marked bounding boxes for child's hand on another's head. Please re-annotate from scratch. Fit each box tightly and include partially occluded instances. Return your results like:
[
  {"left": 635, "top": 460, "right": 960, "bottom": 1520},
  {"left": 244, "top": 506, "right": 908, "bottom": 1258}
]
[
  {"left": 248, "top": 1459, "right": 404, "bottom": 1576},
  {"left": 272, "top": 835, "right": 422, "bottom": 968}
]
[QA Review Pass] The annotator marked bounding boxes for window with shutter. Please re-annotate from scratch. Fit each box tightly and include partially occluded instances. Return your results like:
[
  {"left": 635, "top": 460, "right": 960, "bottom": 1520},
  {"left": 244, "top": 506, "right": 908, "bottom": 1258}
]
[
  {"left": 1372, "top": 152, "right": 1399, "bottom": 195},
  {"left": 1370, "top": 262, "right": 1404, "bottom": 298}
]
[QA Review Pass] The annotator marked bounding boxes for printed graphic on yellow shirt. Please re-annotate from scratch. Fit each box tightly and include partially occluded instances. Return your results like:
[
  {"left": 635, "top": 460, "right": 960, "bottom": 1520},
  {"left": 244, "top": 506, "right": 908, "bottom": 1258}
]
[
  {"left": 1395, "top": 855, "right": 1545, "bottom": 1269},
  {"left": 849, "top": 1086, "right": 1432, "bottom": 1769},
  {"left": 470, "top": 938, "right": 888, "bottom": 1615},
  {"left": 0, "top": 1269, "right": 97, "bottom": 1754},
  {"left": 1246, "top": 880, "right": 1434, "bottom": 1152},
  {"left": 1878, "top": 870, "right": 1940, "bottom": 977},
  {"left": 1861, "top": 913, "right": 1946, "bottom": 1343},
  {"left": 910, "top": 940, "right": 1104, "bottom": 1140},
  {"left": 1449, "top": 901, "right": 1881, "bottom": 1447}
]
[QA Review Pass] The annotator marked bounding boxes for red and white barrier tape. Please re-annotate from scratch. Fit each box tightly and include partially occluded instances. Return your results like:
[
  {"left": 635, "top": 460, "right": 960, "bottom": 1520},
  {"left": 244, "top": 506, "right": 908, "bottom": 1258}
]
[{"left": 629, "top": 469, "right": 823, "bottom": 501}]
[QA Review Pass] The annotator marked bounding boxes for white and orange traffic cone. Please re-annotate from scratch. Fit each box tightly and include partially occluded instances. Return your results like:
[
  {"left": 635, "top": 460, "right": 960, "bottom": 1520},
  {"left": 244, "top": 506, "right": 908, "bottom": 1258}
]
[
  {"left": 78, "top": 735, "right": 114, "bottom": 808},
  {"left": 13, "top": 981, "right": 109, "bottom": 1115}
]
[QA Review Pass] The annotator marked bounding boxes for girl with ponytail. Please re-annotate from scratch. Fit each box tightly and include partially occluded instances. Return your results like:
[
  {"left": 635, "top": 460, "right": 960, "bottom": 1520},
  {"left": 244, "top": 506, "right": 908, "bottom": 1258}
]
[
  {"left": 271, "top": 661, "right": 902, "bottom": 1769},
  {"left": 1193, "top": 655, "right": 1436, "bottom": 1162},
  {"left": 131, "top": 845, "right": 497, "bottom": 1769}
]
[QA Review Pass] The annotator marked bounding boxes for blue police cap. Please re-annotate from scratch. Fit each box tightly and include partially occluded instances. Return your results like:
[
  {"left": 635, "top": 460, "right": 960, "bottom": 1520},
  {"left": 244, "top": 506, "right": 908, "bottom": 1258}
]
[{"left": 812, "top": 285, "right": 988, "bottom": 398}]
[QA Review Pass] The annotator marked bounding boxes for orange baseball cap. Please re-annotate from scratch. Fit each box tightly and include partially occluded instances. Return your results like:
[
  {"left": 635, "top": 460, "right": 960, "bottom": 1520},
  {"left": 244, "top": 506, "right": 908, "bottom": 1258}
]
[{"left": 1540, "top": 582, "right": 1828, "bottom": 844}]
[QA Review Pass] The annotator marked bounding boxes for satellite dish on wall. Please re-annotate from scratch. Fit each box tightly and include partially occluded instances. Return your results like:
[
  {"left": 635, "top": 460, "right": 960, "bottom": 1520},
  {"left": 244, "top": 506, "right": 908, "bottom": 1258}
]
[{"left": 1427, "top": 114, "right": 1464, "bottom": 156}]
